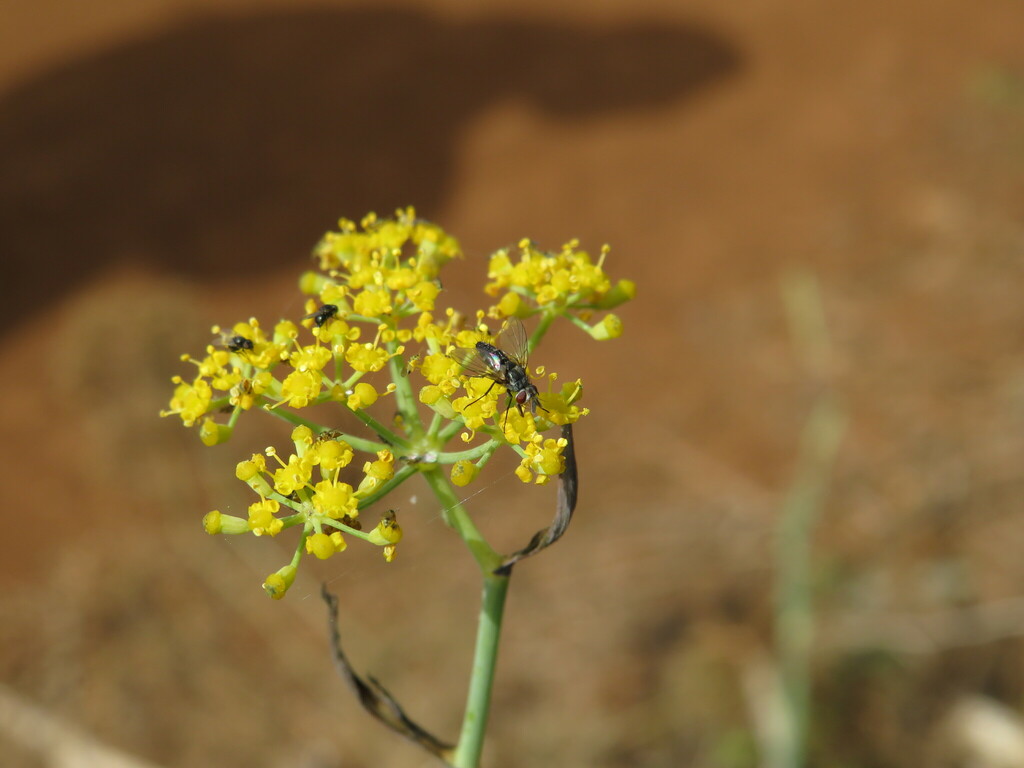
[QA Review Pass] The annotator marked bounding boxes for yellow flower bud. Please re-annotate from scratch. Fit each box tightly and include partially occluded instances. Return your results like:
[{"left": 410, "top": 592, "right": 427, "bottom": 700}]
[
  {"left": 203, "top": 510, "right": 249, "bottom": 535},
  {"left": 298, "top": 270, "right": 328, "bottom": 295},
  {"left": 263, "top": 564, "right": 297, "bottom": 599},
  {"left": 347, "top": 382, "right": 378, "bottom": 410},
  {"left": 203, "top": 510, "right": 222, "bottom": 534},
  {"left": 497, "top": 291, "right": 521, "bottom": 317},
  {"left": 590, "top": 313, "right": 623, "bottom": 340},
  {"left": 236, "top": 457, "right": 274, "bottom": 496},
  {"left": 235, "top": 458, "right": 261, "bottom": 481},
  {"left": 419, "top": 385, "right": 442, "bottom": 405},
  {"left": 450, "top": 460, "right": 479, "bottom": 487},
  {"left": 199, "top": 418, "right": 233, "bottom": 446},
  {"left": 368, "top": 510, "right": 403, "bottom": 545},
  {"left": 595, "top": 279, "right": 636, "bottom": 309},
  {"left": 307, "top": 532, "right": 338, "bottom": 560}
]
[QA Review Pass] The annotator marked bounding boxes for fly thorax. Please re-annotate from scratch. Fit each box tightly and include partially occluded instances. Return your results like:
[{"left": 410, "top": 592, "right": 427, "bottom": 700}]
[{"left": 505, "top": 366, "right": 530, "bottom": 391}]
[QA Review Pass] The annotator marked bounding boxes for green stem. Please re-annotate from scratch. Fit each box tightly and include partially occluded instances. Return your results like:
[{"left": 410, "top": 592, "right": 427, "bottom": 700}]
[
  {"left": 345, "top": 403, "right": 411, "bottom": 450},
  {"left": 434, "top": 440, "right": 501, "bottom": 464},
  {"left": 772, "top": 395, "right": 844, "bottom": 768},
  {"left": 356, "top": 464, "right": 419, "bottom": 510},
  {"left": 420, "top": 468, "right": 507, "bottom": 768},
  {"left": 528, "top": 312, "right": 556, "bottom": 353},
  {"left": 388, "top": 343, "right": 425, "bottom": 441},
  {"left": 564, "top": 313, "right": 595, "bottom": 337},
  {"left": 451, "top": 572, "right": 510, "bottom": 768},
  {"left": 290, "top": 526, "right": 310, "bottom": 568},
  {"left": 260, "top": 403, "right": 389, "bottom": 454},
  {"left": 771, "top": 269, "right": 846, "bottom": 768},
  {"left": 319, "top": 516, "right": 380, "bottom": 544},
  {"left": 427, "top": 410, "right": 443, "bottom": 438}
]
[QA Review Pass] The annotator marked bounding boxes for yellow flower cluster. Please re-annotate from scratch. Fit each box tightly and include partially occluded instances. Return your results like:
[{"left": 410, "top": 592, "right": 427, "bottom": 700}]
[
  {"left": 515, "top": 435, "right": 570, "bottom": 485},
  {"left": 484, "top": 238, "right": 635, "bottom": 338},
  {"left": 163, "top": 209, "right": 632, "bottom": 598},
  {"left": 304, "top": 207, "right": 461, "bottom": 321}
]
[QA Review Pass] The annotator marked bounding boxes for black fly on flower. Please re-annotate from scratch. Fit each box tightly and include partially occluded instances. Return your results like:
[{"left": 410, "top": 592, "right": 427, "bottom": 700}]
[
  {"left": 225, "top": 335, "right": 254, "bottom": 353},
  {"left": 214, "top": 328, "right": 255, "bottom": 354},
  {"left": 304, "top": 303, "right": 339, "bottom": 327},
  {"left": 451, "top": 317, "right": 550, "bottom": 431}
]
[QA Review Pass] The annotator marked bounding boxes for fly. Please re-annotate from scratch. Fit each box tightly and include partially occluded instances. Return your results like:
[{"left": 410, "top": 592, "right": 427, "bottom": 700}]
[
  {"left": 225, "top": 335, "right": 254, "bottom": 353},
  {"left": 451, "top": 317, "right": 549, "bottom": 431},
  {"left": 305, "top": 303, "right": 339, "bottom": 327},
  {"left": 215, "top": 328, "right": 254, "bottom": 354}
]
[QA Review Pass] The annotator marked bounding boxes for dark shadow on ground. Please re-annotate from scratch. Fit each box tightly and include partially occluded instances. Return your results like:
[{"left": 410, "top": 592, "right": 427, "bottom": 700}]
[{"left": 0, "top": 6, "right": 742, "bottom": 332}]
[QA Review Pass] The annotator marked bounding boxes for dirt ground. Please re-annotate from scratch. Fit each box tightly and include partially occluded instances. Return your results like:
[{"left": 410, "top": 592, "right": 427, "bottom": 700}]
[{"left": 2, "top": 1, "right": 1024, "bottom": 766}]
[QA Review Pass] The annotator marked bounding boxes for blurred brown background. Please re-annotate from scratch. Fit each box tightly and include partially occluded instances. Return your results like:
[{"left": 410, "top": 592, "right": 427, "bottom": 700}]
[{"left": 2, "top": 1, "right": 1024, "bottom": 766}]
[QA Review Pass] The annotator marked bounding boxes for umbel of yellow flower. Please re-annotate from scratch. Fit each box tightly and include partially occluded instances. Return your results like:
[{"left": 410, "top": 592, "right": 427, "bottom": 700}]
[{"left": 163, "top": 208, "right": 632, "bottom": 597}]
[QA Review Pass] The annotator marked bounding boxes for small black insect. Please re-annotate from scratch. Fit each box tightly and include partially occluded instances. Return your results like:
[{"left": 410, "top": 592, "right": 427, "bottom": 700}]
[
  {"left": 401, "top": 354, "right": 421, "bottom": 377},
  {"left": 451, "top": 317, "right": 549, "bottom": 431},
  {"left": 215, "top": 329, "right": 254, "bottom": 354},
  {"left": 313, "top": 428, "right": 345, "bottom": 443},
  {"left": 305, "top": 303, "right": 339, "bottom": 327},
  {"left": 225, "top": 335, "right": 254, "bottom": 353}
]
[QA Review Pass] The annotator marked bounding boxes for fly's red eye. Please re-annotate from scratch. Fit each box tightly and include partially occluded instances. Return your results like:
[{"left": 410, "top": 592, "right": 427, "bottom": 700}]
[{"left": 516, "top": 390, "right": 529, "bottom": 404}]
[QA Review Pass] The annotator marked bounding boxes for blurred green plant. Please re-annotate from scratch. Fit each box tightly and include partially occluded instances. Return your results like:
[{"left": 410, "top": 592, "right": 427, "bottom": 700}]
[
  {"left": 767, "top": 271, "right": 846, "bottom": 768},
  {"left": 161, "top": 208, "right": 633, "bottom": 767}
]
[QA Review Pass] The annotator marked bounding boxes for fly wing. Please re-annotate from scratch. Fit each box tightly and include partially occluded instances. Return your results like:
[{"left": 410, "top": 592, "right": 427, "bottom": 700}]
[
  {"left": 450, "top": 345, "right": 499, "bottom": 380},
  {"left": 495, "top": 317, "right": 530, "bottom": 368}
]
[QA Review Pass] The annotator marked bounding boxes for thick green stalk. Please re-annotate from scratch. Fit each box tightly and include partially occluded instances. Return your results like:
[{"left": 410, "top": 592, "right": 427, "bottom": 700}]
[
  {"left": 420, "top": 467, "right": 508, "bottom": 768},
  {"left": 771, "top": 270, "right": 845, "bottom": 768},
  {"left": 771, "top": 395, "right": 844, "bottom": 768},
  {"left": 451, "top": 572, "right": 510, "bottom": 768}
]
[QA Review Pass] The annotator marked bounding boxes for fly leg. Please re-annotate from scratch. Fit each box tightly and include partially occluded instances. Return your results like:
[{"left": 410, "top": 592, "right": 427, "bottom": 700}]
[
  {"left": 502, "top": 395, "right": 516, "bottom": 433},
  {"left": 464, "top": 379, "right": 499, "bottom": 409}
]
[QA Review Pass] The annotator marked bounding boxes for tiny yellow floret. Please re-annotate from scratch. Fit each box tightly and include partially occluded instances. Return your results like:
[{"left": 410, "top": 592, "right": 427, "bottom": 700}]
[
  {"left": 203, "top": 510, "right": 250, "bottom": 535},
  {"left": 347, "top": 382, "right": 378, "bottom": 409},
  {"left": 314, "top": 439, "right": 354, "bottom": 470},
  {"left": 276, "top": 370, "right": 323, "bottom": 408},
  {"left": 199, "top": 418, "right": 233, "bottom": 446},
  {"left": 346, "top": 343, "right": 390, "bottom": 373},
  {"left": 312, "top": 480, "right": 357, "bottom": 519},
  {"left": 263, "top": 564, "right": 297, "bottom": 599},
  {"left": 203, "top": 510, "right": 222, "bottom": 534},
  {"left": 591, "top": 313, "right": 623, "bottom": 340},
  {"left": 368, "top": 510, "right": 403, "bottom": 545},
  {"left": 497, "top": 292, "right": 521, "bottom": 317},
  {"left": 272, "top": 453, "right": 313, "bottom": 495},
  {"left": 450, "top": 460, "right": 479, "bottom": 487},
  {"left": 248, "top": 497, "right": 283, "bottom": 536},
  {"left": 307, "top": 532, "right": 339, "bottom": 560}
]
